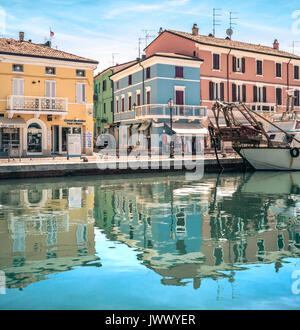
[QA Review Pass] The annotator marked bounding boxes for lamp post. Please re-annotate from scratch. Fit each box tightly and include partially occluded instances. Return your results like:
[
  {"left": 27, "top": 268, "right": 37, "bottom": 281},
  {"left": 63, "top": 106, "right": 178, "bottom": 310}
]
[{"left": 168, "top": 98, "right": 174, "bottom": 158}]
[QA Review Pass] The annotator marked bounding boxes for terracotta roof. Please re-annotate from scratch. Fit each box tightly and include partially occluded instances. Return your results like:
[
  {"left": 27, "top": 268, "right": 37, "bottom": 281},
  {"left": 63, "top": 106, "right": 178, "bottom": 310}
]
[
  {"left": 162, "top": 30, "right": 300, "bottom": 60},
  {"left": 0, "top": 38, "right": 98, "bottom": 64},
  {"left": 94, "top": 60, "right": 138, "bottom": 79}
]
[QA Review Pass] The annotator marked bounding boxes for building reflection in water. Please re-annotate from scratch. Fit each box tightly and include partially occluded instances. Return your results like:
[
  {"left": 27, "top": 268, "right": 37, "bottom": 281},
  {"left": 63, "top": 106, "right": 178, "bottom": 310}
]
[
  {"left": 0, "top": 181, "right": 101, "bottom": 289},
  {"left": 94, "top": 172, "right": 300, "bottom": 289}
]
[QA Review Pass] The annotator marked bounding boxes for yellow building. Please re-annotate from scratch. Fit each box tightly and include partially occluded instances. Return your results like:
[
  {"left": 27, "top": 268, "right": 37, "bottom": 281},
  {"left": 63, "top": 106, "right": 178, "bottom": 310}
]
[{"left": 0, "top": 32, "right": 98, "bottom": 157}]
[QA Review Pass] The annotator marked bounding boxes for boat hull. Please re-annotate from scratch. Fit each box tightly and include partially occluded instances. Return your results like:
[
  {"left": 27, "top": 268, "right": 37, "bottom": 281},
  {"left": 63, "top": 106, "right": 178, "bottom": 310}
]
[{"left": 237, "top": 147, "right": 300, "bottom": 170}]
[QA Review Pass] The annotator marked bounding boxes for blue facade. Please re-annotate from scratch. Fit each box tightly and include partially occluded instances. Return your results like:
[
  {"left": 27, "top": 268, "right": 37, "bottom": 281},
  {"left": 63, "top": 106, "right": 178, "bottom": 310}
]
[
  {"left": 113, "top": 62, "right": 201, "bottom": 116},
  {"left": 110, "top": 55, "right": 207, "bottom": 152}
]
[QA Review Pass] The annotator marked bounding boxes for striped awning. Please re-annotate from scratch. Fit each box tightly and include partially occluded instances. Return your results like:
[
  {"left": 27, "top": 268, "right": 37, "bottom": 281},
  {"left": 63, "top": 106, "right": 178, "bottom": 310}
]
[
  {"left": 138, "top": 122, "right": 151, "bottom": 131},
  {"left": 0, "top": 118, "right": 26, "bottom": 128}
]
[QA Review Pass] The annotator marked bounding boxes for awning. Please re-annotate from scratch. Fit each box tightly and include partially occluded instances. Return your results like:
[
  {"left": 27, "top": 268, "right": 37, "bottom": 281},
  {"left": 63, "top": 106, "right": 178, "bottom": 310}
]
[
  {"left": 104, "top": 124, "right": 111, "bottom": 129},
  {"left": 131, "top": 123, "right": 141, "bottom": 129},
  {"left": 0, "top": 118, "right": 26, "bottom": 128},
  {"left": 166, "top": 123, "right": 208, "bottom": 135},
  {"left": 138, "top": 122, "right": 151, "bottom": 131}
]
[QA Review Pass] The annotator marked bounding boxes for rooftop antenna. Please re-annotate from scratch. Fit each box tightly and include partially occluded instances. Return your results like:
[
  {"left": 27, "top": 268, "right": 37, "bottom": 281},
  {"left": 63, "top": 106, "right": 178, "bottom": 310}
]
[
  {"left": 138, "top": 37, "right": 144, "bottom": 58},
  {"left": 291, "top": 41, "right": 300, "bottom": 54},
  {"left": 212, "top": 8, "right": 222, "bottom": 37},
  {"left": 228, "top": 11, "right": 238, "bottom": 39},
  {"left": 112, "top": 53, "right": 119, "bottom": 66},
  {"left": 142, "top": 29, "right": 156, "bottom": 49}
]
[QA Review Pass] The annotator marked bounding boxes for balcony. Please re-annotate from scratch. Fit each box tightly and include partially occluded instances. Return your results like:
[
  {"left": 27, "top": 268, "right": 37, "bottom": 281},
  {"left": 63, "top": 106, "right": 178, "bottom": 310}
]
[
  {"left": 7, "top": 95, "right": 68, "bottom": 118},
  {"left": 248, "top": 102, "right": 277, "bottom": 113},
  {"left": 114, "top": 104, "right": 207, "bottom": 122}
]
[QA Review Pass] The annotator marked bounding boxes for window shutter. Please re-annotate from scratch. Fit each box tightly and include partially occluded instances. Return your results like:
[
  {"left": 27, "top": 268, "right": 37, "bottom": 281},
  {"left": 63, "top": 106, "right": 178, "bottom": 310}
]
[
  {"left": 253, "top": 86, "right": 258, "bottom": 102},
  {"left": 232, "top": 56, "right": 236, "bottom": 72},
  {"left": 82, "top": 84, "right": 86, "bottom": 103},
  {"left": 232, "top": 83, "right": 237, "bottom": 102},
  {"left": 220, "top": 82, "right": 224, "bottom": 101},
  {"left": 242, "top": 85, "right": 246, "bottom": 103},
  {"left": 242, "top": 58, "right": 246, "bottom": 73},
  {"left": 76, "top": 83, "right": 81, "bottom": 103},
  {"left": 263, "top": 87, "right": 267, "bottom": 103},
  {"left": 276, "top": 88, "right": 282, "bottom": 105},
  {"left": 209, "top": 81, "right": 214, "bottom": 100}
]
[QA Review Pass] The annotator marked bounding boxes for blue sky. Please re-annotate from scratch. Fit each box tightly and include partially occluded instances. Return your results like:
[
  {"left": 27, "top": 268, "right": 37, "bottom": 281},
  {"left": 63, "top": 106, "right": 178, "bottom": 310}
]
[{"left": 0, "top": 0, "right": 300, "bottom": 73}]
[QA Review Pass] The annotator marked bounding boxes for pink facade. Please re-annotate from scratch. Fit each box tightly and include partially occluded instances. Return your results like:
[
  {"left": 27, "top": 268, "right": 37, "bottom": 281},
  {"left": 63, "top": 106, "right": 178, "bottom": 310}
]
[{"left": 146, "top": 30, "right": 300, "bottom": 113}]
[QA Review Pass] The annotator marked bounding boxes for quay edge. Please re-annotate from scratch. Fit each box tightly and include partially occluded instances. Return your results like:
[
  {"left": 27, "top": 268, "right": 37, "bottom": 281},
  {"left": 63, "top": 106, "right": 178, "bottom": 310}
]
[{"left": 0, "top": 157, "right": 246, "bottom": 179}]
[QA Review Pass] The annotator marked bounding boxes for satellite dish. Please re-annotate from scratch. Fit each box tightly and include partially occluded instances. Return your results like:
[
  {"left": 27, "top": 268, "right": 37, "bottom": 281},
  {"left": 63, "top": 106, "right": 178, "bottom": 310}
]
[{"left": 226, "top": 28, "right": 233, "bottom": 37}]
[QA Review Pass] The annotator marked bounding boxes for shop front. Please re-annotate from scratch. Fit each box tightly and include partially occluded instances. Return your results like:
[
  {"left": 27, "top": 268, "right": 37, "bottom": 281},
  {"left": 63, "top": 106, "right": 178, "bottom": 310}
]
[{"left": 0, "top": 117, "right": 26, "bottom": 157}]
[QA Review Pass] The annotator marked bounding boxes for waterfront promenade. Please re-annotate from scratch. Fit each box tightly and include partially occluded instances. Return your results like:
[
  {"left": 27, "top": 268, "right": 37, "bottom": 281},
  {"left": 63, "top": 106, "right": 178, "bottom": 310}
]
[{"left": 0, "top": 153, "right": 244, "bottom": 179}]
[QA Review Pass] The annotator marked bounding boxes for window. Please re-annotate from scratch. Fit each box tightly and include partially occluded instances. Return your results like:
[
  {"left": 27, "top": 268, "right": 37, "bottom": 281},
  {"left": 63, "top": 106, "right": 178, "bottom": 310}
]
[
  {"left": 116, "top": 99, "right": 119, "bottom": 113},
  {"left": 12, "top": 64, "right": 23, "bottom": 73},
  {"left": 232, "top": 56, "right": 245, "bottom": 73},
  {"left": 294, "top": 90, "right": 300, "bottom": 106},
  {"left": 232, "top": 84, "right": 246, "bottom": 102},
  {"left": 209, "top": 81, "right": 224, "bottom": 101},
  {"left": 276, "top": 88, "right": 282, "bottom": 105},
  {"left": 276, "top": 63, "right": 282, "bottom": 78},
  {"left": 146, "top": 67, "right": 151, "bottom": 79},
  {"left": 103, "top": 102, "right": 106, "bottom": 114},
  {"left": 175, "top": 66, "right": 184, "bottom": 78},
  {"left": 111, "top": 100, "right": 114, "bottom": 113},
  {"left": 128, "top": 95, "right": 132, "bottom": 110},
  {"left": 213, "top": 54, "right": 220, "bottom": 70},
  {"left": 253, "top": 86, "right": 267, "bottom": 103},
  {"left": 45, "top": 67, "right": 56, "bottom": 75},
  {"left": 103, "top": 80, "right": 107, "bottom": 91},
  {"left": 294, "top": 66, "right": 299, "bottom": 80},
  {"left": 256, "top": 60, "right": 263, "bottom": 76},
  {"left": 137, "top": 93, "right": 141, "bottom": 106},
  {"left": 146, "top": 91, "right": 151, "bottom": 104},
  {"left": 116, "top": 81, "right": 119, "bottom": 90},
  {"left": 76, "top": 83, "right": 86, "bottom": 103},
  {"left": 76, "top": 69, "right": 86, "bottom": 77},
  {"left": 128, "top": 75, "right": 132, "bottom": 85},
  {"left": 121, "top": 98, "right": 125, "bottom": 112}
]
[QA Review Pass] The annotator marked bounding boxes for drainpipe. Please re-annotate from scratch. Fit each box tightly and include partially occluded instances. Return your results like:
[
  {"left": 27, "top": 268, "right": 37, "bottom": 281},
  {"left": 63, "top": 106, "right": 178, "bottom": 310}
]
[
  {"left": 287, "top": 57, "right": 292, "bottom": 112},
  {"left": 227, "top": 48, "right": 232, "bottom": 102},
  {"left": 138, "top": 60, "right": 145, "bottom": 105}
]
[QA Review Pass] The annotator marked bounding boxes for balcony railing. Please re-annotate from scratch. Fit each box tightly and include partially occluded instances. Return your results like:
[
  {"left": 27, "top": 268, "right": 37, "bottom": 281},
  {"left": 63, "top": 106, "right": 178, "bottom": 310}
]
[
  {"left": 248, "top": 102, "right": 276, "bottom": 112},
  {"left": 7, "top": 95, "right": 68, "bottom": 115},
  {"left": 114, "top": 104, "right": 207, "bottom": 122}
]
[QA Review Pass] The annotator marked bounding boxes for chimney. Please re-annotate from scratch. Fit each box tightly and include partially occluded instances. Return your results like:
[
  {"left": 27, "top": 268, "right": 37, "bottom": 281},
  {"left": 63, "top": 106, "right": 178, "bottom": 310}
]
[
  {"left": 192, "top": 23, "right": 199, "bottom": 36},
  {"left": 19, "top": 31, "right": 24, "bottom": 42},
  {"left": 273, "top": 39, "right": 279, "bottom": 50}
]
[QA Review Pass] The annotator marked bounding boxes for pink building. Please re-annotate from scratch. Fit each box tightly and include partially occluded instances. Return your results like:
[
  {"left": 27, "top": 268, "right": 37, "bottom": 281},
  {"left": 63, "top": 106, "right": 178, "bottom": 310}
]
[{"left": 145, "top": 25, "right": 300, "bottom": 114}]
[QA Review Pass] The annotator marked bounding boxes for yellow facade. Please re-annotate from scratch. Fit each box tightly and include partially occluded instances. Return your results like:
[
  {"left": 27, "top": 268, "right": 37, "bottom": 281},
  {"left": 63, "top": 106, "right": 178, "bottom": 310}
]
[{"left": 0, "top": 50, "right": 97, "bottom": 156}]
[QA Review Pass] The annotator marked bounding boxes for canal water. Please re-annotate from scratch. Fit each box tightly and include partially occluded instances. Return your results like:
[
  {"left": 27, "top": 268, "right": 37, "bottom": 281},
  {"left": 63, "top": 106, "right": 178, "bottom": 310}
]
[{"left": 0, "top": 172, "right": 299, "bottom": 310}]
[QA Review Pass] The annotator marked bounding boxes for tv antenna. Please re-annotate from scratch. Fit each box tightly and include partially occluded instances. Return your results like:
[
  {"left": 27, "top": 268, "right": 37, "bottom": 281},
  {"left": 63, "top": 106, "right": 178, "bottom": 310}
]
[
  {"left": 228, "top": 11, "right": 238, "bottom": 39},
  {"left": 212, "top": 8, "right": 222, "bottom": 36},
  {"left": 112, "top": 53, "right": 119, "bottom": 66},
  {"left": 291, "top": 41, "right": 300, "bottom": 54},
  {"left": 138, "top": 30, "right": 156, "bottom": 58}
]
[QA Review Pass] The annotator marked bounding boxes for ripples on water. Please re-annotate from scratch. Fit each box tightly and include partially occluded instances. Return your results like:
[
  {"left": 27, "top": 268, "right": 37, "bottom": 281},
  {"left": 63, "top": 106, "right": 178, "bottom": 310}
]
[{"left": 0, "top": 172, "right": 299, "bottom": 309}]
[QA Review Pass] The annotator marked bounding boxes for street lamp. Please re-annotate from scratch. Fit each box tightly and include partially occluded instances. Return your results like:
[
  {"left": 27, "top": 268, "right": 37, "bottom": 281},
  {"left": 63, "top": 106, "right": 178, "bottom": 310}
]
[
  {"left": 168, "top": 98, "right": 174, "bottom": 131},
  {"left": 168, "top": 98, "right": 174, "bottom": 158}
]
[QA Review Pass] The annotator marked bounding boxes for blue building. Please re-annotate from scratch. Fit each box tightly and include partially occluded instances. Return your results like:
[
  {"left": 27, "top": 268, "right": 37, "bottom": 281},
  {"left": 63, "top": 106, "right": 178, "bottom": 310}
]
[{"left": 110, "top": 53, "right": 207, "bottom": 155}]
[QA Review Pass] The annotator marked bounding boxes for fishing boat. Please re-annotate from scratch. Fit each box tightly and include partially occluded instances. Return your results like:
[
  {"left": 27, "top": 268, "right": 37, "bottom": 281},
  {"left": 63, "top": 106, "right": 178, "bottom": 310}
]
[{"left": 209, "top": 101, "right": 300, "bottom": 171}]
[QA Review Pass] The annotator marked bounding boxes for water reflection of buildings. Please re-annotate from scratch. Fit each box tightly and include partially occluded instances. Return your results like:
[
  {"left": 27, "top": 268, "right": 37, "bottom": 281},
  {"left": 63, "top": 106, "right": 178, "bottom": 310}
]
[
  {"left": 94, "top": 173, "right": 300, "bottom": 288},
  {"left": 0, "top": 181, "right": 100, "bottom": 289}
]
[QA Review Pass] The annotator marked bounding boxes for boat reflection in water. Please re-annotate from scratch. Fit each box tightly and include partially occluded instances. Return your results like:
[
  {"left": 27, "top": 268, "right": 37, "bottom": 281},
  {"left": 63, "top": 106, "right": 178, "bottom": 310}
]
[
  {"left": 94, "top": 172, "right": 300, "bottom": 289},
  {"left": 0, "top": 180, "right": 101, "bottom": 290}
]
